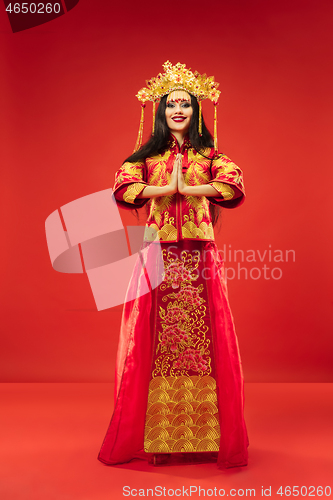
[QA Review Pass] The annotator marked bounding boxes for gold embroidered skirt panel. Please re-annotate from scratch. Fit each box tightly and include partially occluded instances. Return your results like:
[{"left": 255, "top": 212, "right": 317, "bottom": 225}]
[{"left": 144, "top": 242, "right": 220, "bottom": 454}]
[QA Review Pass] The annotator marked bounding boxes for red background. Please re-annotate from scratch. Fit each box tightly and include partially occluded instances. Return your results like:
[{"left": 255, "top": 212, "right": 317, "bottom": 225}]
[{"left": 1, "top": 0, "right": 332, "bottom": 383}]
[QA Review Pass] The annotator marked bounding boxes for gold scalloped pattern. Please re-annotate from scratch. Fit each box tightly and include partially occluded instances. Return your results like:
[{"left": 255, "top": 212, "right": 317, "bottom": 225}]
[
  {"left": 211, "top": 181, "right": 235, "bottom": 201},
  {"left": 123, "top": 182, "right": 146, "bottom": 204},
  {"left": 144, "top": 375, "right": 220, "bottom": 453},
  {"left": 181, "top": 220, "right": 214, "bottom": 240}
]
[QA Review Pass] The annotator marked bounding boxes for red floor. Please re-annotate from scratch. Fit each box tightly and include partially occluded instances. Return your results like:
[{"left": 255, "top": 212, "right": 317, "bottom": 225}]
[{"left": 1, "top": 383, "right": 332, "bottom": 499}]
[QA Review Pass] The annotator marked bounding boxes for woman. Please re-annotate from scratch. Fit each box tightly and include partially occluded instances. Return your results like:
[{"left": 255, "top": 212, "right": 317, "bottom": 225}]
[{"left": 98, "top": 62, "right": 248, "bottom": 468}]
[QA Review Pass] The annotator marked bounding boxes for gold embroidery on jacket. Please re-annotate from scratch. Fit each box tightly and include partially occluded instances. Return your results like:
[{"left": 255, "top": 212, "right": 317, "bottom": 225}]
[
  {"left": 146, "top": 153, "right": 171, "bottom": 186},
  {"left": 181, "top": 209, "right": 214, "bottom": 240},
  {"left": 211, "top": 155, "right": 244, "bottom": 189},
  {"left": 149, "top": 196, "right": 175, "bottom": 226},
  {"left": 123, "top": 183, "right": 146, "bottom": 204},
  {"left": 147, "top": 162, "right": 168, "bottom": 186},
  {"left": 187, "top": 148, "right": 211, "bottom": 162},
  {"left": 185, "top": 160, "right": 210, "bottom": 186},
  {"left": 114, "top": 161, "right": 145, "bottom": 192},
  {"left": 147, "top": 222, "right": 178, "bottom": 241},
  {"left": 183, "top": 160, "right": 210, "bottom": 225},
  {"left": 121, "top": 161, "right": 145, "bottom": 178},
  {"left": 182, "top": 221, "right": 214, "bottom": 240},
  {"left": 211, "top": 182, "right": 235, "bottom": 200},
  {"left": 183, "top": 197, "right": 209, "bottom": 225}
]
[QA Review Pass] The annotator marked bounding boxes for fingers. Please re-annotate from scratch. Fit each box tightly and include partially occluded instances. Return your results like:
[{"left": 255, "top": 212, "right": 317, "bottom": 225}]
[
  {"left": 176, "top": 153, "right": 182, "bottom": 171},
  {"left": 173, "top": 155, "right": 179, "bottom": 169},
  {"left": 172, "top": 154, "right": 182, "bottom": 175}
]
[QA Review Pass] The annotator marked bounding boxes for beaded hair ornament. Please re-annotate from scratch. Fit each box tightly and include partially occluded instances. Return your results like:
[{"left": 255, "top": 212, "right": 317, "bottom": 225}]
[{"left": 134, "top": 61, "right": 221, "bottom": 152}]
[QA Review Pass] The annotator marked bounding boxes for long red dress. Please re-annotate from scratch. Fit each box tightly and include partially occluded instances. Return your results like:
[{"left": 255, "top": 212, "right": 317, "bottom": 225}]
[{"left": 98, "top": 135, "right": 248, "bottom": 468}]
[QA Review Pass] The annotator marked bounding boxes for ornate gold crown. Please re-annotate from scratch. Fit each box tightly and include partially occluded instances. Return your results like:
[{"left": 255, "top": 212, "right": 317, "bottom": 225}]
[{"left": 136, "top": 61, "right": 221, "bottom": 104}]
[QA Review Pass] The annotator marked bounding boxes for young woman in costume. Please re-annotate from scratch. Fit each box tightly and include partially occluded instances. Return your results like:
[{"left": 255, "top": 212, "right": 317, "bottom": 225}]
[{"left": 98, "top": 62, "right": 248, "bottom": 468}]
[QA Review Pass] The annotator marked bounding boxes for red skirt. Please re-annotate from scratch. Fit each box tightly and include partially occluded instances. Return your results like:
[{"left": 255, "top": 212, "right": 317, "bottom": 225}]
[{"left": 98, "top": 240, "right": 248, "bottom": 468}]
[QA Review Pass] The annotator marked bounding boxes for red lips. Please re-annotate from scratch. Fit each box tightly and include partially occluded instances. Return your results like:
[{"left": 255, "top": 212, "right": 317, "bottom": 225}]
[{"left": 172, "top": 117, "right": 186, "bottom": 122}]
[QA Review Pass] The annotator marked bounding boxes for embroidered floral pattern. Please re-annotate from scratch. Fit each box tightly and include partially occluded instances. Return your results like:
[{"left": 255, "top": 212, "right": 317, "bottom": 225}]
[
  {"left": 175, "top": 285, "right": 203, "bottom": 309},
  {"left": 173, "top": 348, "right": 208, "bottom": 372},
  {"left": 163, "top": 260, "right": 193, "bottom": 288},
  {"left": 153, "top": 249, "right": 211, "bottom": 379},
  {"left": 161, "top": 325, "right": 188, "bottom": 352},
  {"left": 161, "top": 304, "right": 188, "bottom": 324}
]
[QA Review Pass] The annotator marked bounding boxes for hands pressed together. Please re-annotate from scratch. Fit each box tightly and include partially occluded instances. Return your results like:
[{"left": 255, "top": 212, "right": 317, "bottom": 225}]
[
  {"left": 169, "top": 153, "right": 186, "bottom": 195},
  {"left": 137, "top": 153, "right": 222, "bottom": 199}
]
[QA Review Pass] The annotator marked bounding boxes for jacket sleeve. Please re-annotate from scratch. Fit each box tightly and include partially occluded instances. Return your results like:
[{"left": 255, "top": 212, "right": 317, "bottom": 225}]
[
  {"left": 112, "top": 160, "right": 148, "bottom": 210},
  {"left": 207, "top": 153, "right": 245, "bottom": 208}
]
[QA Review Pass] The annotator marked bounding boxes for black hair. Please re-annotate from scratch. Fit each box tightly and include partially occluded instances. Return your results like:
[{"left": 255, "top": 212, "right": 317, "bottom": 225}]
[{"left": 124, "top": 93, "right": 221, "bottom": 226}]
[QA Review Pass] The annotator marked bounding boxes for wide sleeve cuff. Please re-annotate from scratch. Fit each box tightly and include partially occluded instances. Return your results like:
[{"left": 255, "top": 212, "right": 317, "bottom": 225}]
[
  {"left": 123, "top": 182, "right": 147, "bottom": 204},
  {"left": 112, "top": 160, "right": 148, "bottom": 210},
  {"left": 207, "top": 181, "right": 244, "bottom": 208},
  {"left": 114, "top": 182, "right": 148, "bottom": 210},
  {"left": 211, "top": 181, "right": 235, "bottom": 200}
]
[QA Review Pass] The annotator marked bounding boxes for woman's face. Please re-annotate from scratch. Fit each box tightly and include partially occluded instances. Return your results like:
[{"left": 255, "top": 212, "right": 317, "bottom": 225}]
[{"left": 165, "top": 90, "right": 192, "bottom": 136}]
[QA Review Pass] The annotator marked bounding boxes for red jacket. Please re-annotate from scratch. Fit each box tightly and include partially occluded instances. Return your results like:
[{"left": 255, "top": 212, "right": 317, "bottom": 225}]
[{"left": 113, "top": 135, "right": 245, "bottom": 242}]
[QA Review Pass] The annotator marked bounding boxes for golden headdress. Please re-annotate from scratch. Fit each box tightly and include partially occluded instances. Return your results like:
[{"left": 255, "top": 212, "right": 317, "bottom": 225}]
[{"left": 134, "top": 61, "right": 221, "bottom": 152}]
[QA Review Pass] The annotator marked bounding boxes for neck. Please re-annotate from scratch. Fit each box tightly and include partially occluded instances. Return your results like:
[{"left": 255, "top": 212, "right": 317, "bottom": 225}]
[{"left": 171, "top": 131, "right": 187, "bottom": 147}]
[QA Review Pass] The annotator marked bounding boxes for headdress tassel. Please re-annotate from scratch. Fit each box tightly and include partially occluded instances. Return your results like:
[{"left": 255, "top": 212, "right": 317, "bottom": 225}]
[{"left": 133, "top": 103, "right": 145, "bottom": 153}]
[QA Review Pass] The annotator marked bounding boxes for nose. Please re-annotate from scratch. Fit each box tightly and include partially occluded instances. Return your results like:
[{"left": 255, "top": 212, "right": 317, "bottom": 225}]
[{"left": 174, "top": 103, "right": 184, "bottom": 114}]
